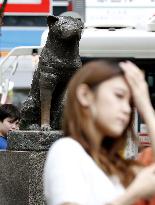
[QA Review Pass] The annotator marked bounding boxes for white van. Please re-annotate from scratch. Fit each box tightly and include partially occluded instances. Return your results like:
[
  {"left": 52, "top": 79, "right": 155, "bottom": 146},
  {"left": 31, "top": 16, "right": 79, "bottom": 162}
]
[{"left": 2, "top": 24, "right": 155, "bottom": 93}]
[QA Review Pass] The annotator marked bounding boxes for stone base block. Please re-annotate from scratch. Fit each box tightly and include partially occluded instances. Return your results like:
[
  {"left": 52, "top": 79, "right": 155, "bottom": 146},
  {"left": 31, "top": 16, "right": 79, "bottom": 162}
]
[
  {"left": 0, "top": 151, "right": 46, "bottom": 205},
  {"left": 8, "top": 130, "right": 63, "bottom": 151},
  {"left": 0, "top": 130, "right": 63, "bottom": 205}
]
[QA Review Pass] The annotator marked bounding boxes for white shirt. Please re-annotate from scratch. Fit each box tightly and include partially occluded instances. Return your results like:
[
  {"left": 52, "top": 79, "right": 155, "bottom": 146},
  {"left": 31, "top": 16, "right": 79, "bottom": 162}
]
[{"left": 43, "top": 137, "right": 125, "bottom": 205}]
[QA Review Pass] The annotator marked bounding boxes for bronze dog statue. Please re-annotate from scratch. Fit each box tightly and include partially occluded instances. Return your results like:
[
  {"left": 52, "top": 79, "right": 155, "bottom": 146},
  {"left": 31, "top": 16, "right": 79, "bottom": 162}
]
[{"left": 20, "top": 15, "right": 84, "bottom": 130}]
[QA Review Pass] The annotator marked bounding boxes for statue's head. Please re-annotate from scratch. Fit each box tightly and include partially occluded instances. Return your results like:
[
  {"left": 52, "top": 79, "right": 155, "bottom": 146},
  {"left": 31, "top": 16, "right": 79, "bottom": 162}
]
[{"left": 47, "top": 15, "right": 84, "bottom": 40}]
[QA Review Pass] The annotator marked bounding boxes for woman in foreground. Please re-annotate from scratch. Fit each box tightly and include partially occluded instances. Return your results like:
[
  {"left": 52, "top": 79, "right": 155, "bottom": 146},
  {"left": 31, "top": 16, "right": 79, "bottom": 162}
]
[{"left": 43, "top": 60, "right": 155, "bottom": 205}]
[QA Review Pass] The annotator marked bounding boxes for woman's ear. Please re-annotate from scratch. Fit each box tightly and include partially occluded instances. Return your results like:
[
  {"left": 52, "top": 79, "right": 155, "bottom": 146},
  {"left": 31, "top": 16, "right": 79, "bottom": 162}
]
[{"left": 76, "top": 84, "right": 94, "bottom": 107}]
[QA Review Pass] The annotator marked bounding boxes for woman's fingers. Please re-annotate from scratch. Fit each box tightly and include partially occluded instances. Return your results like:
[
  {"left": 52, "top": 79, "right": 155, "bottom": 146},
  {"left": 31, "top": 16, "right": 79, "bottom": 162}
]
[
  {"left": 119, "top": 61, "right": 144, "bottom": 87},
  {"left": 119, "top": 61, "right": 144, "bottom": 78},
  {"left": 119, "top": 61, "right": 151, "bottom": 117},
  {"left": 119, "top": 61, "right": 147, "bottom": 97}
]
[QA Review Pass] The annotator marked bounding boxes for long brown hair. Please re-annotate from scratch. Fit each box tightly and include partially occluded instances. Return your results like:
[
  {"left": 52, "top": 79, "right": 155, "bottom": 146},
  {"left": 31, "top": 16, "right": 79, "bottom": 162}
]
[{"left": 63, "top": 60, "right": 137, "bottom": 187}]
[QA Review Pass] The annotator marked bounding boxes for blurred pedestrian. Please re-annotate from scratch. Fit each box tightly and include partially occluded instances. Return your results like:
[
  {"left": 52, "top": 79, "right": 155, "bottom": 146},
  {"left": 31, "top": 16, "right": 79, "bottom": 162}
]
[{"left": 44, "top": 60, "right": 155, "bottom": 205}]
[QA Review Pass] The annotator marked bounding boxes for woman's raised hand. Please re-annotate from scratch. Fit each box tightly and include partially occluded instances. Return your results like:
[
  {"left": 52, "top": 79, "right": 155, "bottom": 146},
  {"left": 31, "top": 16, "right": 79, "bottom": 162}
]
[
  {"left": 108, "top": 164, "right": 155, "bottom": 205},
  {"left": 119, "top": 61, "right": 155, "bottom": 156},
  {"left": 119, "top": 61, "right": 152, "bottom": 119}
]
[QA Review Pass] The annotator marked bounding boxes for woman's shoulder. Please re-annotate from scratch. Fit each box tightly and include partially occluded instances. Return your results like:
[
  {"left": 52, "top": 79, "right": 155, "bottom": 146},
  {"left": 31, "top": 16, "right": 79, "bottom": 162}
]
[
  {"left": 52, "top": 137, "right": 83, "bottom": 149},
  {"left": 47, "top": 137, "right": 85, "bottom": 158},
  {"left": 44, "top": 137, "right": 88, "bottom": 175}
]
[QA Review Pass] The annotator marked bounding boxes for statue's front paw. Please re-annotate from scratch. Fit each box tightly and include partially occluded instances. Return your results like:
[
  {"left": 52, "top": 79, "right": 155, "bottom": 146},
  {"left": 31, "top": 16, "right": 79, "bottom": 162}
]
[
  {"left": 28, "top": 124, "right": 41, "bottom": 130},
  {"left": 41, "top": 124, "right": 52, "bottom": 131}
]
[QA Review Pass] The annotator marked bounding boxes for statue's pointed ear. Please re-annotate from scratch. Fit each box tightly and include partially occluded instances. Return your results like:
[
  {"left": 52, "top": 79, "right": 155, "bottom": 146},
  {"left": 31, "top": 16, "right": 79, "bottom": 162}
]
[{"left": 47, "top": 15, "right": 59, "bottom": 27}]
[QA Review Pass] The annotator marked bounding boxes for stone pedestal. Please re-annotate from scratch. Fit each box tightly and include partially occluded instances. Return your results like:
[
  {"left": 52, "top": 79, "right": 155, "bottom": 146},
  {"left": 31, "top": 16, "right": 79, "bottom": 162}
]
[{"left": 0, "top": 130, "right": 63, "bottom": 205}]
